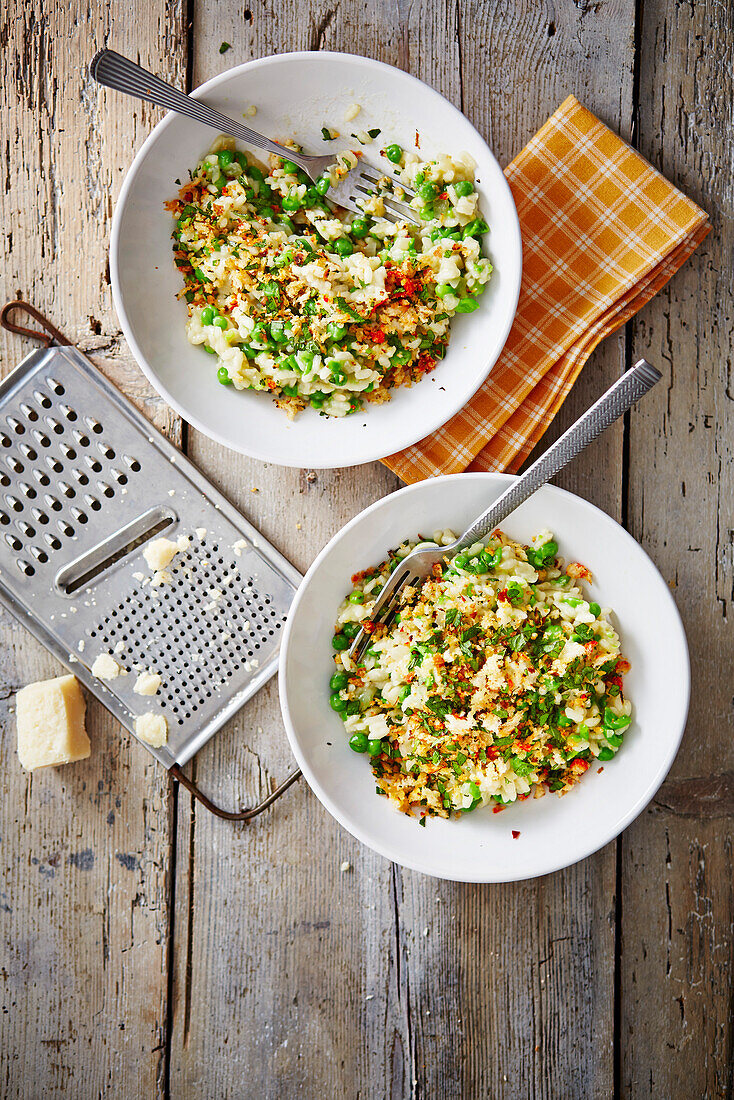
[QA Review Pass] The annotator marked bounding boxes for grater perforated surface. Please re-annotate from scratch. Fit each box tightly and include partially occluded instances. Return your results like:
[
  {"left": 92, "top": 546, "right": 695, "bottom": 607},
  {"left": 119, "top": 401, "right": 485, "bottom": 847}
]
[{"left": 0, "top": 344, "right": 301, "bottom": 767}]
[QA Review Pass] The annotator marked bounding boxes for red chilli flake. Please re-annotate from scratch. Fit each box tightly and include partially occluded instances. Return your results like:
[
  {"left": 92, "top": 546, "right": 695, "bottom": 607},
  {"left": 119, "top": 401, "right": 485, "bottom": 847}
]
[
  {"left": 511, "top": 830, "right": 521, "bottom": 839},
  {"left": 497, "top": 588, "right": 509, "bottom": 603},
  {"left": 492, "top": 804, "right": 505, "bottom": 814}
]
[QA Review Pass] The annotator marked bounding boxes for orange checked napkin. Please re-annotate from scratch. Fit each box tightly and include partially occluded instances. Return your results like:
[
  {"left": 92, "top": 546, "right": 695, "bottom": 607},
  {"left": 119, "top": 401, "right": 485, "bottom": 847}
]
[{"left": 383, "top": 95, "right": 709, "bottom": 483}]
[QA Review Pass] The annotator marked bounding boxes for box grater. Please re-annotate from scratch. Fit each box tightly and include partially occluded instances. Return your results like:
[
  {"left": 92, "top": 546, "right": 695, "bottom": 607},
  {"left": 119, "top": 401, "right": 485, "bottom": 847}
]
[{"left": 0, "top": 302, "right": 302, "bottom": 818}]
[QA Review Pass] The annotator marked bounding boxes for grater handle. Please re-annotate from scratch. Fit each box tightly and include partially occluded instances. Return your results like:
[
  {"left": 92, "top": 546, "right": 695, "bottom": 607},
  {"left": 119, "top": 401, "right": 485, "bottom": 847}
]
[
  {"left": 170, "top": 763, "right": 302, "bottom": 821},
  {"left": 0, "top": 301, "right": 72, "bottom": 346}
]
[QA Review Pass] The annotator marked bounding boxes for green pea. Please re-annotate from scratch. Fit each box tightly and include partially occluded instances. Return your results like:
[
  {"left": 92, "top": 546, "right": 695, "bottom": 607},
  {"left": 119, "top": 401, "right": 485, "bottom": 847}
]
[
  {"left": 349, "top": 591, "right": 365, "bottom": 603},
  {"left": 269, "top": 321, "right": 288, "bottom": 343},
  {"left": 200, "top": 306, "right": 215, "bottom": 325},
  {"left": 310, "top": 392, "right": 327, "bottom": 408},
  {"left": 385, "top": 143, "right": 403, "bottom": 164},
  {"left": 345, "top": 701, "right": 361, "bottom": 716},
  {"left": 463, "top": 218, "right": 489, "bottom": 238},
  {"left": 367, "top": 739, "right": 383, "bottom": 757},
  {"left": 213, "top": 315, "right": 228, "bottom": 329},
  {"left": 589, "top": 602, "right": 601, "bottom": 617},
  {"left": 331, "top": 633, "right": 349, "bottom": 651},
  {"left": 435, "top": 283, "right": 455, "bottom": 299},
  {"left": 349, "top": 732, "right": 369, "bottom": 753},
  {"left": 350, "top": 216, "right": 370, "bottom": 239},
  {"left": 454, "top": 553, "right": 469, "bottom": 569},
  {"left": 419, "top": 205, "right": 435, "bottom": 220},
  {"left": 280, "top": 158, "right": 299, "bottom": 174},
  {"left": 333, "top": 237, "right": 354, "bottom": 257},
  {"left": 597, "top": 747, "right": 615, "bottom": 761},
  {"left": 242, "top": 344, "right": 259, "bottom": 360},
  {"left": 281, "top": 193, "right": 302, "bottom": 212},
  {"left": 454, "top": 297, "right": 479, "bottom": 313},
  {"left": 218, "top": 149, "right": 234, "bottom": 168},
  {"left": 418, "top": 181, "right": 438, "bottom": 203},
  {"left": 217, "top": 366, "right": 231, "bottom": 384},
  {"left": 315, "top": 174, "right": 331, "bottom": 195},
  {"left": 203, "top": 344, "right": 217, "bottom": 355},
  {"left": 330, "top": 692, "right": 348, "bottom": 712},
  {"left": 280, "top": 384, "right": 300, "bottom": 397},
  {"left": 249, "top": 324, "right": 267, "bottom": 343},
  {"left": 342, "top": 621, "right": 359, "bottom": 640},
  {"left": 454, "top": 180, "right": 473, "bottom": 197},
  {"left": 330, "top": 671, "right": 349, "bottom": 691},
  {"left": 327, "top": 322, "right": 349, "bottom": 341}
]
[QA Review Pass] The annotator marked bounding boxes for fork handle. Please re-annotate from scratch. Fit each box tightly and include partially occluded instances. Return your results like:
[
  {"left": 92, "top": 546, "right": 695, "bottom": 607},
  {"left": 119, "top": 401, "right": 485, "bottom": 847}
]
[
  {"left": 457, "top": 358, "right": 661, "bottom": 548},
  {"left": 90, "top": 49, "right": 296, "bottom": 165}
]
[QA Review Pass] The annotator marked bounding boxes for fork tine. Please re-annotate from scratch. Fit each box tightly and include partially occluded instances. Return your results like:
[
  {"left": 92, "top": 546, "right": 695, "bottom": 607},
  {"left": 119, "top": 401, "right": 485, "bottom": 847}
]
[
  {"left": 380, "top": 195, "right": 421, "bottom": 224},
  {"left": 352, "top": 183, "right": 420, "bottom": 226},
  {"left": 357, "top": 164, "right": 416, "bottom": 199},
  {"left": 347, "top": 565, "right": 416, "bottom": 661}
]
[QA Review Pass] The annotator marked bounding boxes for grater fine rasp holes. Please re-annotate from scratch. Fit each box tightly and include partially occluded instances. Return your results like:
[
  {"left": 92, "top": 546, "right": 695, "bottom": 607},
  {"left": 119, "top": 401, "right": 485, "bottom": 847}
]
[
  {"left": 0, "top": 376, "right": 146, "bottom": 572},
  {"left": 86, "top": 538, "right": 285, "bottom": 725}
]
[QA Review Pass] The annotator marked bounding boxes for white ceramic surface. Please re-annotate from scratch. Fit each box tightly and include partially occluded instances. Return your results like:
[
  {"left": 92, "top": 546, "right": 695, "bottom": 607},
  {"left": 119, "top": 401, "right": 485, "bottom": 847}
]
[
  {"left": 279, "top": 474, "right": 690, "bottom": 882},
  {"left": 111, "top": 52, "right": 522, "bottom": 468}
]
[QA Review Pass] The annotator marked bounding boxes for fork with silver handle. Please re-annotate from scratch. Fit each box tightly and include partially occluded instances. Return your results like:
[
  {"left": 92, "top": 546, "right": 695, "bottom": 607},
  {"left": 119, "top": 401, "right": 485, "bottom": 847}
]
[
  {"left": 89, "top": 49, "right": 419, "bottom": 224},
  {"left": 349, "top": 358, "right": 662, "bottom": 662}
]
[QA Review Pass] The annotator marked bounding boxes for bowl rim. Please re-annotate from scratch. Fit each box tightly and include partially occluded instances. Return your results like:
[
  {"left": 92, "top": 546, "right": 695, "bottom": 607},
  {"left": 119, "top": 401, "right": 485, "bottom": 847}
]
[
  {"left": 109, "top": 50, "right": 523, "bottom": 468},
  {"left": 278, "top": 472, "right": 691, "bottom": 881}
]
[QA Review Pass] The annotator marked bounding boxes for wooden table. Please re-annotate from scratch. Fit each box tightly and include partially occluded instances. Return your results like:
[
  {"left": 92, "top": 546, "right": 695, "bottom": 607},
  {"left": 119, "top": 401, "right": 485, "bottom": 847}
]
[{"left": 1, "top": 2, "right": 732, "bottom": 1096}]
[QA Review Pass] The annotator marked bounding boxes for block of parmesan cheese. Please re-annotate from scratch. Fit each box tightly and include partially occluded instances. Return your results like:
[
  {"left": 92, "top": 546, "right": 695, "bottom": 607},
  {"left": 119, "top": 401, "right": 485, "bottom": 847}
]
[{"left": 16, "top": 675, "right": 90, "bottom": 770}]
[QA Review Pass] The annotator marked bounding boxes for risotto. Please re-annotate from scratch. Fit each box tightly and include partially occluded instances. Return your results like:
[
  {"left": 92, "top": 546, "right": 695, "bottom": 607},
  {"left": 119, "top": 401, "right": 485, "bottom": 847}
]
[
  {"left": 330, "top": 530, "right": 632, "bottom": 821},
  {"left": 168, "top": 132, "right": 492, "bottom": 418}
]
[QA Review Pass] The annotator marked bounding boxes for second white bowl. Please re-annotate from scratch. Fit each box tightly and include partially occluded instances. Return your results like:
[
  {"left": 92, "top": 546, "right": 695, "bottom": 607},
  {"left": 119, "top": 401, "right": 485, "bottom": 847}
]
[{"left": 279, "top": 474, "right": 690, "bottom": 881}]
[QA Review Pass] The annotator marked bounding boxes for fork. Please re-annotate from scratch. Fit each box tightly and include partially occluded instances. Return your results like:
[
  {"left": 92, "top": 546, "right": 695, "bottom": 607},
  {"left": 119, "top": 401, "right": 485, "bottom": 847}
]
[
  {"left": 349, "top": 357, "right": 662, "bottom": 662},
  {"left": 89, "top": 49, "right": 418, "bottom": 224}
]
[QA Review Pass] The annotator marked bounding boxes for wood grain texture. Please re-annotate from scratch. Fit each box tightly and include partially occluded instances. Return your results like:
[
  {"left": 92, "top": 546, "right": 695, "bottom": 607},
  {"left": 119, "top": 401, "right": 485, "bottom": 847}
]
[
  {"left": 168, "top": 13, "right": 405, "bottom": 1098},
  {"left": 2, "top": 0, "right": 732, "bottom": 1097},
  {"left": 621, "top": 0, "right": 734, "bottom": 1095},
  {"left": 393, "top": 3, "right": 636, "bottom": 1094},
  {"left": 0, "top": 2, "right": 185, "bottom": 1096}
]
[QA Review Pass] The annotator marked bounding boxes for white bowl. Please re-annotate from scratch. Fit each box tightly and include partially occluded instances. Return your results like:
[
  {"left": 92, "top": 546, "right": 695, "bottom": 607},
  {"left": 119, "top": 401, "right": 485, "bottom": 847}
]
[
  {"left": 111, "top": 52, "right": 521, "bottom": 468},
  {"left": 279, "top": 474, "right": 690, "bottom": 881}
]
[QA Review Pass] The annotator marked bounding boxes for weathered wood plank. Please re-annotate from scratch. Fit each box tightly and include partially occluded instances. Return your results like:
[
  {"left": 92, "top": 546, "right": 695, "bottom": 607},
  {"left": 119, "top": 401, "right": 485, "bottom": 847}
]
[
  {"left": 622, "top": 0, "right": 734, "bottom": 1094},
  {"left": 391, "top": 3, "right": 635, "bottom": 1096},
  {"left": 0, "top": 2, "right": 186, "bottom": 1095},
  {"left": 168, "top": 6, "right": 407, "bottom": 1096}
]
